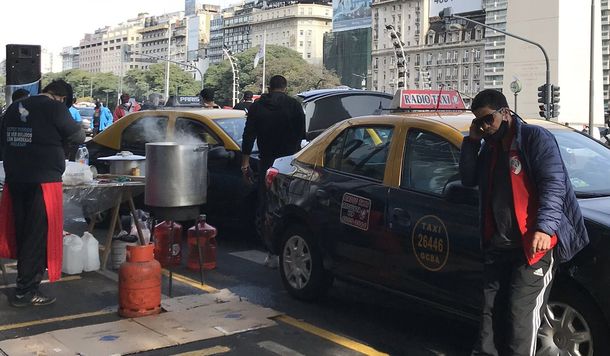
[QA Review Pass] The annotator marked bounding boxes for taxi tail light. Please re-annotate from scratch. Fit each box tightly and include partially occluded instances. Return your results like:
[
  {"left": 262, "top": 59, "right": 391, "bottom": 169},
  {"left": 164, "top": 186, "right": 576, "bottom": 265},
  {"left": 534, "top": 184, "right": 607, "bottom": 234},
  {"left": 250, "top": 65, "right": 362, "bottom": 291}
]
[{"left": 265, "top": 167, "right": 279, "bottom": 189}]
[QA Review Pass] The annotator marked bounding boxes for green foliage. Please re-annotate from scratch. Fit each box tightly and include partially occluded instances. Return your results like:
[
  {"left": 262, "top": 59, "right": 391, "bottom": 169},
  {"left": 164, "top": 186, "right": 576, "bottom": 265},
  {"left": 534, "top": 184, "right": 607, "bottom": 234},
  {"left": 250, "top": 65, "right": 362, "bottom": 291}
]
[
  {"left": 204, "top": 45, "right": 341, "bottom": 106},
  {"left": 41, "top": 64, "right": 201, "bottom": 108}
]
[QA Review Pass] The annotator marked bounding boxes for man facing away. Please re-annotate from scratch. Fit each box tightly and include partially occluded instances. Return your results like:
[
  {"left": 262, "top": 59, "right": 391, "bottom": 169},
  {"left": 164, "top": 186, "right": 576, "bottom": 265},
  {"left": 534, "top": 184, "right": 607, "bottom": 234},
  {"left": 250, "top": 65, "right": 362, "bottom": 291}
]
[
  {"left": 0, "top": 79, "right": 85, "bottom": 307},
  {"left": 233, "top": 90, "right": 254, "bottom": 112},
  {"left": 199, "top": 88, "right": 220, "bottom": 109},
  {"left": 241, "top": 75, "right": 305, "bottom": 267},
  {"left": 459, "top": 89, "right": 589, "bottom": 355}
]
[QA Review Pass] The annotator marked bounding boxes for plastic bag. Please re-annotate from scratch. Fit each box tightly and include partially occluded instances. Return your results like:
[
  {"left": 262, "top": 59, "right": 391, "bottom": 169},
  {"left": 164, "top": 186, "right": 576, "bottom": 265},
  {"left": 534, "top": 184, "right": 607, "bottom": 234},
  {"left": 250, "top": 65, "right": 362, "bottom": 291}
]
[
  {"left": 63, "top": 161, "right": 93, "bottom": 186},
  {"left": 82, "top": 232, "right": 100, "bottom": 272},
  {"left": 62, "top": 234, "right": 84, "bottom": 274}
]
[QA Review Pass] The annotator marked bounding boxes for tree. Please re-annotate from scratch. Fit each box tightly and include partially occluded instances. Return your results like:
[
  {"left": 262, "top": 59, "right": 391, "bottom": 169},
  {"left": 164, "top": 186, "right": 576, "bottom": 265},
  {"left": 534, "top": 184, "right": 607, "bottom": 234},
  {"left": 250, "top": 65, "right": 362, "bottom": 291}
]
[
  {"left": 42, "top": 69, "right": 120, "bottom": 106},
  {"left": 124, "top": 63, "right": 201, "bottom": 101},
  {"left": 204, "top": 45, "right": 341, "bottom": 106}
]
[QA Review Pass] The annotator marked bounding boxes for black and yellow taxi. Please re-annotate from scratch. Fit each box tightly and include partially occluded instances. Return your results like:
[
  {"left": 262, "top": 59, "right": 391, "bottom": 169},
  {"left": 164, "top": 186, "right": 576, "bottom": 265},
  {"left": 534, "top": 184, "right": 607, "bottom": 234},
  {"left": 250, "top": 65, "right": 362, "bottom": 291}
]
[
  {"left": 263, "top": 90, "right": 610, "bottom": 355},
  {"left": 86, "top": 101, "right": 258, "bottom": 227}
]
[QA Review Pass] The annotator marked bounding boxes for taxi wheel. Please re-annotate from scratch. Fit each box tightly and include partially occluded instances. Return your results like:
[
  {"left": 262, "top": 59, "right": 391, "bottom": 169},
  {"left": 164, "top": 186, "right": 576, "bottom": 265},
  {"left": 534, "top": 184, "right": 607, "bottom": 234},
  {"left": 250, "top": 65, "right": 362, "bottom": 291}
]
[
  {"left": 279, "top": 225, "right": 333, "bottom": 301},
  {"left": 537, "top": 286, "right": 609, "bottom": 356}
]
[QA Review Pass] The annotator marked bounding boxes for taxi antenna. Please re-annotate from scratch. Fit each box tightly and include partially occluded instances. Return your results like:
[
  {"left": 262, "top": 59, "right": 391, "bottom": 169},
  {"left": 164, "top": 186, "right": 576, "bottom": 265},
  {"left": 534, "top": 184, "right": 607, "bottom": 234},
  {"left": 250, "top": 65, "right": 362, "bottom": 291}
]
[{"left": 435, "top": 84, "right": 445, "bottom": 112}]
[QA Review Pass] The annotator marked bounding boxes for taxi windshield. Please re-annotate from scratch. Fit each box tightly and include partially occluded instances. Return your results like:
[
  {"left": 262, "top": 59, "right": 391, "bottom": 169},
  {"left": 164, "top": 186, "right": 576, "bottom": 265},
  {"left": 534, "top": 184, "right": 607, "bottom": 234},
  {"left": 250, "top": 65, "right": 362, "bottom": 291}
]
[
  {"left": 551, "top": 130, "right": 610, "bottom": 197},
  {"left": 215, "top": 118, "right": 258, "bottom": 153}
]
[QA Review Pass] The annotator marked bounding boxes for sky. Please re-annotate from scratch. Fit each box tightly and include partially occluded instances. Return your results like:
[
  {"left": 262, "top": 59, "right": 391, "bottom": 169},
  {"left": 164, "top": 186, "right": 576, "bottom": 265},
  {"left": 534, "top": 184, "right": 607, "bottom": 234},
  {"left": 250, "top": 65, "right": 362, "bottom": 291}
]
[{"left": 0, "top": 0, "right": 224, "bottom": 62}]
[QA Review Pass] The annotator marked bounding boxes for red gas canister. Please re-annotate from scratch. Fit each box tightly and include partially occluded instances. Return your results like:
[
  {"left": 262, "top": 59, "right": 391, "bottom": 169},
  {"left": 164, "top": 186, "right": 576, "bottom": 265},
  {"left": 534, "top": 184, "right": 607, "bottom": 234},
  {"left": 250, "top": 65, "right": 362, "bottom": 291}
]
[
  {"left": 187, "top": 219, "right": 217, "bottom": 271},
  {"left": 118, "top": 244, "right": 161, "bottom": 318},
  {"left": 153, "top": 221, "right": 182, "bottom": 267}
]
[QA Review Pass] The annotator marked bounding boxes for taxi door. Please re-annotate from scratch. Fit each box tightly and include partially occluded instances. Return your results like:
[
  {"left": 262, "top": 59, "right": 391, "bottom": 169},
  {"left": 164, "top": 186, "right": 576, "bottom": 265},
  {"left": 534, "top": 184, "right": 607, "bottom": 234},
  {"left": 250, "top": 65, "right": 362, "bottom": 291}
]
[
  {"left": 385, "top": 127, "right": 482, "bottom": 311},
  {"left": 317, "top": 125, "right": 394, "bottom": 282}
]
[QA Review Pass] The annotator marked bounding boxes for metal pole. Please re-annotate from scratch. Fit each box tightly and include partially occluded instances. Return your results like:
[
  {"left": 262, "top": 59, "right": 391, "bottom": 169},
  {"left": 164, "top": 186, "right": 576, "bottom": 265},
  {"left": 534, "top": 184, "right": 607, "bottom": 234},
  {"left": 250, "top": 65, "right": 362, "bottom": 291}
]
[
  {"left": 514, "top": 92, "right": 518, "bottom": 113},
  {"left": 223, "top": 48, "right": 237, "bottom": 106},
  {"left": 165, "top": 26, "right": 171, "bottom": 101},
  {"left": 90, "top": 76, "right": 93, "bottom": 97},
  {"left": 262, "top": 30, "right": 266, "bottom": 94},
  {"left": 589, "top": 0, "right": 596, "bottom": 135},
  {"left": 451, "top": 14, "right": 551, "bottom": 120}
]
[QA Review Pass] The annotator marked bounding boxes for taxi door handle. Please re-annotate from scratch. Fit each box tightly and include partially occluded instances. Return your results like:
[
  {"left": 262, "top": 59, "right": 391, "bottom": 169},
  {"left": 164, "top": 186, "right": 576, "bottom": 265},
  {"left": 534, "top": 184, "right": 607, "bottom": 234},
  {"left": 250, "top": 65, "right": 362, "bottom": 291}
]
[
  {"left": 393, "top": 208, "right": 407, "bottom": 217},
  {"left": 391, "top": 208, "right": 410, "bottom": 228}
]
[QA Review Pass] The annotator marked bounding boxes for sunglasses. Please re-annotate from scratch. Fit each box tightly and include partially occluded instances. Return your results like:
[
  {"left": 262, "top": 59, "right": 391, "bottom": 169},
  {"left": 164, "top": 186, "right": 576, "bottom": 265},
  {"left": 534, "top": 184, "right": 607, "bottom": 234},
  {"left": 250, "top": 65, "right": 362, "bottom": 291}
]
[{"left": 473, "top": 108, "right": 505, "bottom": 128}]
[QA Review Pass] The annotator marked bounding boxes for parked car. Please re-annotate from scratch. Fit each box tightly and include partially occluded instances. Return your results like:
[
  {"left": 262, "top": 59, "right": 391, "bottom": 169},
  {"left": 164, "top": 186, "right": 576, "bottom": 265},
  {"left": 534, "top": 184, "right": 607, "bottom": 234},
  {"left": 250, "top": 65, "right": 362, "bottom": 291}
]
[
  {"left": 296, "top": 89, "right": 393, "bottom": 140},
  {"left": 75, "top": 105, "right": 94, "bottom": 136},
  {"left": 86, "top": 108, "right": 259, "bottom": 230},
  {"left": 264, "top": 109, "right": 610, "bottom": 355}
]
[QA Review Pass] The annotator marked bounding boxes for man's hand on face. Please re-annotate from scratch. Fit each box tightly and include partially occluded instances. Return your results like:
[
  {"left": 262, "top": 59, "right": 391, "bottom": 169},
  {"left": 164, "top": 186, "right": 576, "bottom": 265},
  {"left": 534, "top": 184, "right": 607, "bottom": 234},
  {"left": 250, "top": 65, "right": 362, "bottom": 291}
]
[
  {"left": 531, "top": 231, "right": 552, "bottom": 258},
  {"left": 469, "top": 119, "right": 484, "bottom": 141}
]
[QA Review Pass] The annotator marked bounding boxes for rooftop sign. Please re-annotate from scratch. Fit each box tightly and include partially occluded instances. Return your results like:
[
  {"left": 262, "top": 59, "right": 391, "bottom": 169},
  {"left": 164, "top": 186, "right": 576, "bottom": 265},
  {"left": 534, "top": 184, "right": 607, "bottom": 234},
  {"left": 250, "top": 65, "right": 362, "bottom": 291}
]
[{"left": 391, "top": 89, "right": 466, "bottom": 110}]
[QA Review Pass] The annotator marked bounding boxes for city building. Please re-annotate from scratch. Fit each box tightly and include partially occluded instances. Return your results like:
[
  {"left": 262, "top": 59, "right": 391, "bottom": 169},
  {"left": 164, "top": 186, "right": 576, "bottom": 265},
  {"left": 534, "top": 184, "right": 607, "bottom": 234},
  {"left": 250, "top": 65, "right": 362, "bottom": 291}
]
[
  {"left": 371, "top": 0, "right": 429, "bottom": 93},
  {"left": 60, "top": 46, "right": 80, "bottom": 71},
  {"left": 138, "top": 12, "right": 186, "bottom": 70},
  {"left": 482, "top": 0, "right": 507, "bottom": 91},
  {"left": 41, "top": 48, "right": 61, "bottom": 74},
  {"left": 250, "top": 1, "right": 332, "bottom": 65},
  {"left": 324, "top": 0, "right": 374, "bottom": 88},
  {"left": 208, "top": 14, "right": 225, "bottom": 64},
  {"left": 223, "top": 2, "right": 255, "bottom": 55},
  {"left": 186, "top": 3, "right": 221, "bottom": 62},
  {"left": 101, "top": 14, "right": 148, "bottom": 75},
  {"left": 79, "top": 29, "right": 106, "bottom": 73}
]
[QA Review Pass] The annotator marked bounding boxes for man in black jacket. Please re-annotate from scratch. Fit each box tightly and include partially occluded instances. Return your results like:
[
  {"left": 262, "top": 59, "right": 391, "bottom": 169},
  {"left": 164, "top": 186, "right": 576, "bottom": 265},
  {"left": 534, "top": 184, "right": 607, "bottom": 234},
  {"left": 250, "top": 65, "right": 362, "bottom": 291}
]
[
  {"left": 0, "top": 80, "right": 85, "bottom": 307},
  {"left": 241, "top": 75, "right": 305, "bottom": 264}
]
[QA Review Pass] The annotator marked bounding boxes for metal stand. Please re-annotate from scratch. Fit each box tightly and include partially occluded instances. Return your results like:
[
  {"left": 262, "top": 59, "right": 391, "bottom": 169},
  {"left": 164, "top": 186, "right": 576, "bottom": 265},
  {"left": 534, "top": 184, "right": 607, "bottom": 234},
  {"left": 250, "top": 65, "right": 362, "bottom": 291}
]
[
  {"left": 195, "top": 214, "right": 206, "bottom": 285},
  {"left": 168, "top": 221, "right": 174, "bottom": 297}
]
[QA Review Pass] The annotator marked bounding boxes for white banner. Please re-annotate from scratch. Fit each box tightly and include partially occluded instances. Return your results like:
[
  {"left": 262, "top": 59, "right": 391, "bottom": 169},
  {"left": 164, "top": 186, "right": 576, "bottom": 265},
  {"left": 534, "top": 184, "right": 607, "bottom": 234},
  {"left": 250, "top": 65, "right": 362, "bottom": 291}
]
[{"left": 429, "top": 0, "right": 483, "bottom": 18}]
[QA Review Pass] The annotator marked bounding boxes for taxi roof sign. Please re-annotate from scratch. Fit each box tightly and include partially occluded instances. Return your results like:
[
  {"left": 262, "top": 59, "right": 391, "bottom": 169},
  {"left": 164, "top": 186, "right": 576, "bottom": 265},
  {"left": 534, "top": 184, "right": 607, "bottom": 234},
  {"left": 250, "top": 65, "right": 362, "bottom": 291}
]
[{"left": 391, "top": 89, "right": 466, "bottom": 111}]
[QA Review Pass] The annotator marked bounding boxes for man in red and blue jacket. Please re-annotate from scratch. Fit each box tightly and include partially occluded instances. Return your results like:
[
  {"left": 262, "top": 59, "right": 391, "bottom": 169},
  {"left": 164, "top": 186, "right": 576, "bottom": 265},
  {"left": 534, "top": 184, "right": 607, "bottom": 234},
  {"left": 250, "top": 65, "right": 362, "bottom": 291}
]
[{"left": 460, "top": 89, "right": 588, "bottom": 355}]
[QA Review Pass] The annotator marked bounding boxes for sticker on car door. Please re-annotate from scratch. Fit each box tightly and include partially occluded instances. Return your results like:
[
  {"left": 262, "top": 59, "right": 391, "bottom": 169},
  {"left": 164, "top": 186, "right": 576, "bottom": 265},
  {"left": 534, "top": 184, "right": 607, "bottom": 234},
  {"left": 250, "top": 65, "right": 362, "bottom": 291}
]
[
  {"left": 411, "top": 215, "right": 449, "bottom": 271},
  {"left": 340, "top": 193, "right": 371, "bottom": 231}
]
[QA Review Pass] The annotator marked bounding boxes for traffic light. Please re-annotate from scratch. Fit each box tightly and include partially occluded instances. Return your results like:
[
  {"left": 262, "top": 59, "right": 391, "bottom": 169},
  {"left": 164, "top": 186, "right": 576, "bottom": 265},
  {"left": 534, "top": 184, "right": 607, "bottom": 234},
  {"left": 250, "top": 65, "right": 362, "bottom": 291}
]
[
  {"left": 537, "top": 84, "right": 550, "bottom": 118},
  {"left": 550, "top": 85, "right": 560, "bottom": 118}
]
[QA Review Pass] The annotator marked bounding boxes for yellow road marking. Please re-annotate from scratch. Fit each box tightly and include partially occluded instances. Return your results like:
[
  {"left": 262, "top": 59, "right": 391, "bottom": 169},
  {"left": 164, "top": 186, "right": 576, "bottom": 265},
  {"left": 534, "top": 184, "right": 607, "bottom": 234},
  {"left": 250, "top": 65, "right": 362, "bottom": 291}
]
[
  {"left": 161, "top": 269, "right": 219, "bottom": 293},
  {"left": 0, "top": 275, "right": 81, "bottom": 290},
  {"left": 0, "top": 309, "right": 114, "bottom": 332},
  {"left": 171, "top": 345, "right": 231, "bottom": 356},
  {"left": 275, "top": 315, "right": 390, "bottom": 356}
]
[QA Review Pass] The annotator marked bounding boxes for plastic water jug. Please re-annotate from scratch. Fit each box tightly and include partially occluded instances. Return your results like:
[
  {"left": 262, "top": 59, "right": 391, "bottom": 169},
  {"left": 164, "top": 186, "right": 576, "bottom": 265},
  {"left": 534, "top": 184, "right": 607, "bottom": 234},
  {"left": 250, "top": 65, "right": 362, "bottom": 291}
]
[
  {"left": 82, "top": 232, "right": 100, "bottom": 272},
  {"left": 76, "top": 145, "right": 89, "bottom": 166},
  {"left": 62, "top": 234, "right": 84, "bottom": 275}
]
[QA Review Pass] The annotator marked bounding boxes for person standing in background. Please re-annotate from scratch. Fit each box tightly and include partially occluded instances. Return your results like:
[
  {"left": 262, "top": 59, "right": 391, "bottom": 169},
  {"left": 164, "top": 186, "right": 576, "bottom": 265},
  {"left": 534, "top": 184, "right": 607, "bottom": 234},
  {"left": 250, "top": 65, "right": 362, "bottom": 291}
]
[
  {"left": 241, "top": 75, "right": 305, "bottom": 267},
  {"left": 233, "top": 91, "right": 254, "bottom": 112}
]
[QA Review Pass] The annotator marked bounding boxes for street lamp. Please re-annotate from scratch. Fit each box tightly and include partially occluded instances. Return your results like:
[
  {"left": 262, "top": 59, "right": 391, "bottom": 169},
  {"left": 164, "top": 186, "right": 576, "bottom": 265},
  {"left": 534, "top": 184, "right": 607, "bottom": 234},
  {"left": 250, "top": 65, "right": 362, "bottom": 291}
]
[
  {"left": 223, "top": 45, "right": 240, "bottom": 106},
  {"left": 102, "top": 89, "right": 113, "bottom": 107},
  {"left": 385, "top": 24, "right": 408, "bottom": 89},
  {"left": 439, "top": 7, "right": 552, "bottom": 120}
]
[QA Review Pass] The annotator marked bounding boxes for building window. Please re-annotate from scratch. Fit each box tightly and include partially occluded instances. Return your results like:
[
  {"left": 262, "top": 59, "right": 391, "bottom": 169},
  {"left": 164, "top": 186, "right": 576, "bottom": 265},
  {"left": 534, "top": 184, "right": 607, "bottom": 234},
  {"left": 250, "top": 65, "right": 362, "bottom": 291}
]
[
  {"left": 307, "top": 52, "right": 311, "bottom": 58},
  {"left": 300, "top": 41, "right": 303, "bottom": 47},
  {"left": 463, "top": 66, "right": 470, "bottom": 79},
  {"left": 463, "top": 50, "right": 470, "bottom": 62},
  {"left": 474, "top": 49, "right": 481, "bottom": 61}
]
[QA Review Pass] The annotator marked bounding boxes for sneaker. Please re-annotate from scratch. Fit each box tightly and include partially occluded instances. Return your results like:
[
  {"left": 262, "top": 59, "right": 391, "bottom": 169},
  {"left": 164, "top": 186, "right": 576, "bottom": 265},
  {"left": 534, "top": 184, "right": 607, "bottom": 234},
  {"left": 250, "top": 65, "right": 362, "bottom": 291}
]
[{"left": 11, "top": 291, "right": 56, "bottom": 308}]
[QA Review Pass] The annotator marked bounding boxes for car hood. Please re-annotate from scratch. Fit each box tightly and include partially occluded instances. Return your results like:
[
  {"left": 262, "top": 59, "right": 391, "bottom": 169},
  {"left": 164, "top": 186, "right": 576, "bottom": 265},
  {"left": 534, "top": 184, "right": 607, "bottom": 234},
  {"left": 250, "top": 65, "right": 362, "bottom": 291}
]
[{"left": 578, "top": 196, "right": 610, "bottom": 226}]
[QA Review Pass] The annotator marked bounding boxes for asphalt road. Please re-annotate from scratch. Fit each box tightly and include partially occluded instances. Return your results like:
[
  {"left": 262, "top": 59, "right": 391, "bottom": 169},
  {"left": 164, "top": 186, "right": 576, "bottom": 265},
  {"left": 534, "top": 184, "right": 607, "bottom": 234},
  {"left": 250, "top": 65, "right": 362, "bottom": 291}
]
[{"left": 0, "top": 209, "right": 478, "bottom": 356}]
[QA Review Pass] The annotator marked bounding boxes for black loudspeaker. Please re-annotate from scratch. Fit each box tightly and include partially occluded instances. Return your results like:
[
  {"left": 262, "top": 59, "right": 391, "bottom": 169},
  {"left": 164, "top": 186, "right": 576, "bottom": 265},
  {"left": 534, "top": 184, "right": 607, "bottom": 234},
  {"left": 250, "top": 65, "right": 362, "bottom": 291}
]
[{"left": 5, "top": 44, "right": 41, "bottom": 85}]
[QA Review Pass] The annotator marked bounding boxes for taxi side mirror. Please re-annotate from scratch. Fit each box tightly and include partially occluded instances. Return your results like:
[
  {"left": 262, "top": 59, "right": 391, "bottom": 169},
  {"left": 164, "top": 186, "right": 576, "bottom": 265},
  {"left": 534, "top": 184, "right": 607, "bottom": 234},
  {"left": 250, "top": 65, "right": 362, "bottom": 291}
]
[
  {"left": 208, "top": 146, "right": 234, "bottom": 160},
  {"left": 444, "top": 180, "right": 478, "bottom": 205}
]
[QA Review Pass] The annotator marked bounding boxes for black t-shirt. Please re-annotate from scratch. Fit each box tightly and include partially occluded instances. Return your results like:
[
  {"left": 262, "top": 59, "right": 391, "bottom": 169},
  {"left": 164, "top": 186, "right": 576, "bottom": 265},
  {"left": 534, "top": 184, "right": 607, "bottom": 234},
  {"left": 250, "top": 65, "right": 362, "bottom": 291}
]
[
  {"left": 1, "top": 95, "right": 82, "bottom": 183},
  {"left": 490, "top": 148, "right": 522, "bottom": 249}
]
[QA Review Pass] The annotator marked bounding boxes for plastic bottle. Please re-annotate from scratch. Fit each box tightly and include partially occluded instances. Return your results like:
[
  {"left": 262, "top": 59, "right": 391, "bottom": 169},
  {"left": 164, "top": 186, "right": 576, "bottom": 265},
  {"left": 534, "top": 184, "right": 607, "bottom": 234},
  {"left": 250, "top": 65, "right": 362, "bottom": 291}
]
[
  {"left": 82, "top": 232, "right": 100, "bottom": 272},
  {"left": 76, "top": 145, "right": 89, "bottom": 165},
  {"left": 62, "top": 234, "right": 84, "bottom": 275}
]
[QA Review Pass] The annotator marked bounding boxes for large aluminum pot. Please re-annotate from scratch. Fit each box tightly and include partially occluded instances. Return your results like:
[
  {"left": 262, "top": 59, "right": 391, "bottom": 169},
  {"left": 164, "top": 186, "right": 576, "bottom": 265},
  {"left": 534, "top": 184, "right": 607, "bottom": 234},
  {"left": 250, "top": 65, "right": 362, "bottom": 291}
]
[{"left": 145, "top": 142, "right": 208, "bottom": 208}]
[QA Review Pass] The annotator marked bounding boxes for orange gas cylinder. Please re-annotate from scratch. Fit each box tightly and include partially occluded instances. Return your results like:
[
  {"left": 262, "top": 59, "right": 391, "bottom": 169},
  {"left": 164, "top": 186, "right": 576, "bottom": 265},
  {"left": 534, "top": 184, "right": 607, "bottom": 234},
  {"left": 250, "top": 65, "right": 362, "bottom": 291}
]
[
  {"left": 153, "top": 221, "right": 182, "bottom": 267},
  {"left": 118, "top": 244, "right": 161, "bottom": 318},
  {"left": 187, "top": 220, "right": 217, "bottom": 271}
]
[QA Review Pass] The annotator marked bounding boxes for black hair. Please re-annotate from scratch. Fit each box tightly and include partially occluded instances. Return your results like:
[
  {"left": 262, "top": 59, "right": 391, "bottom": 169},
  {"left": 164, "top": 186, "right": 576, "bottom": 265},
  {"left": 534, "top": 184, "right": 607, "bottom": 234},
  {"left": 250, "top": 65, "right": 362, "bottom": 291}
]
[
  {"left": 11, "top": 88, "right": 30, "bottom": 102},
  {"left": 269, "top": 75, "right": 287, "bottom": 91},
  {"left": 243, "top": 90, "right": 253, "bottom": 100},
  {"left": 43, "top": 79, "right": 71, "bottom": 97},
  {"left": 471, "top": 89, "right": 509, "bottom": 112},
  {"left": 199, "top": 88, "right": 215, "bottom": 101}
]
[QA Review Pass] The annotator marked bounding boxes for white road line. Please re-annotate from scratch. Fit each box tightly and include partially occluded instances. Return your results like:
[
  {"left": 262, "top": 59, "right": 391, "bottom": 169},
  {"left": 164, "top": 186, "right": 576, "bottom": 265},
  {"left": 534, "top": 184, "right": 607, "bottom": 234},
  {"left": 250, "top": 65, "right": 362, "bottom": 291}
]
[
  {"left": 229, "top": 250, "right": 268, "bottom": 265},
  {"left": 257, "top": 341, "right": 306, "bottom": 356}
]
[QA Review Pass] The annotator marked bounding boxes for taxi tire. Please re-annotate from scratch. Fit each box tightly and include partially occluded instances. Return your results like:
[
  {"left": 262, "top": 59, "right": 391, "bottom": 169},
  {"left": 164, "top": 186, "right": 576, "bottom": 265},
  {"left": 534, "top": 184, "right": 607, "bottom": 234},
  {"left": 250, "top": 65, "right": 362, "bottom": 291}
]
[
  {"left": 279, "top": 225, "right": 333, "bottom": 301},
  {"left": 541, "top": 285, "right": 609, "bottom": 356}
]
